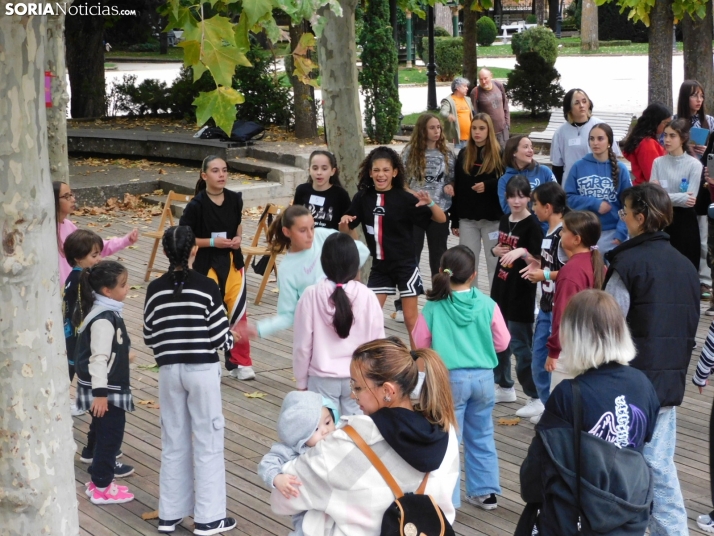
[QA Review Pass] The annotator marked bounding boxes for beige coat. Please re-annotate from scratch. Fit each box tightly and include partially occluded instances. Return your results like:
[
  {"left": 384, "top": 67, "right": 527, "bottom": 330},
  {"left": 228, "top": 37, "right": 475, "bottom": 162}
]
[{"left": 440, "top": 94, "right": 474, "bottom": 143}]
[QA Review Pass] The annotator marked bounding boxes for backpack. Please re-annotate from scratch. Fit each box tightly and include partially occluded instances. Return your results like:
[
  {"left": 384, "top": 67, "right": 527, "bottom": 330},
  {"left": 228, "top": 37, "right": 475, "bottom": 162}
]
[
  {"left": 343, "top": 425, "right": 455, "bottom": 536},
  {"left": 197, "top": 121, "right": 265, "bottom": 143}
]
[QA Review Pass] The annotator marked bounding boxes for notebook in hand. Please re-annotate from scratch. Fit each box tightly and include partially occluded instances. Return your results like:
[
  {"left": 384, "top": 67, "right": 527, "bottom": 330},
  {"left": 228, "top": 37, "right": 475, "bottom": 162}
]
[{"left": 690, "top": 126, "right": 710, "bottom": 146}]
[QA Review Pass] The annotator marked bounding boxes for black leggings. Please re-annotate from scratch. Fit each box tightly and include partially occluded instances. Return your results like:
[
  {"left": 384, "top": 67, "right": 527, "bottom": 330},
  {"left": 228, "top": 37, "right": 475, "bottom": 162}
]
[{"left": 666, "top": 207, "right": 700, "bottom": 271}]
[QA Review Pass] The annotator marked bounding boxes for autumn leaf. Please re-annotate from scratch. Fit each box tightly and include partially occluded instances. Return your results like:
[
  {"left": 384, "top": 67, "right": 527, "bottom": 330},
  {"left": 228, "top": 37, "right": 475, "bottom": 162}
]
[
  {"left": 137, "top": 399, "right": 156, "bottom": 405},
  {"left": 141, "top": 510, "right": 159, "bottom": 521},
  {"left": 244, "top": 391, "right": 266, "bottom": 399},
  {"left": 179, "top": 40, "right": 201, "bottom": 68},
  {"left": 193, "top": 86, "right": 245, "bottom": 135},
  {"left": 130, "top": 285, "right": 143, "bottom": 290},
  {"left": 202, "top": 39, "right": 251, "bottom": 87},
  {"left": 497, "top": 417, "right": 521, "bottom": 426}
]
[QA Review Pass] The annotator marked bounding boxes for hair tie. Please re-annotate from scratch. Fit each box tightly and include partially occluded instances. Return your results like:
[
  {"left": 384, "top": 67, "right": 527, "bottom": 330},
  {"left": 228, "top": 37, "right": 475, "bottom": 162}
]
[
  {"left": 336, "top": 283, "right": 343, "bottom": 288},
  {"left": 443, "top": 268, "right": 453, "bottom": 276},
  {"left": 590, "top": 245, "right": 599, "bottom": 251},
  {"left": 410, "top": 350, "right": 419, "bottom": 361}
]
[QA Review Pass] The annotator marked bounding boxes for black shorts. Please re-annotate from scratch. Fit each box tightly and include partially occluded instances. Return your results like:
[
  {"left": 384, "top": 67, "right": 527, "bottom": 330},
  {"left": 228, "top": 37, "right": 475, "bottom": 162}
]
[{"left": 367, "top": 260, "right": 424, "bottom": 297}]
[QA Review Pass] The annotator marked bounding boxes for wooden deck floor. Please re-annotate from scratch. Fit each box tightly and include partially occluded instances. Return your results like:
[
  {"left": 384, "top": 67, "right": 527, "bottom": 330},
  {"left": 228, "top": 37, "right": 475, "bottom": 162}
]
[{"left": 70, "top": 209, "right": 714, "bottom": 536}]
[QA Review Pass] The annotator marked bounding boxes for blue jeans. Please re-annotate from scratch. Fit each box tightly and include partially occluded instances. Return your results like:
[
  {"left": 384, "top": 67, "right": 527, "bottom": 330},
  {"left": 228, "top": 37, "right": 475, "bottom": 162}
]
[
  {"left": 531, "top": 310, "right": 552, "bottom": 404},
  {"left": 494, "top": 320, "right": 538, "bottom": 399},
  {"left": 643, "top": 407, "right": 688, "bottom": 536},
  {"left": 450, "top": 368, "right": 501, "bottom": 508}
]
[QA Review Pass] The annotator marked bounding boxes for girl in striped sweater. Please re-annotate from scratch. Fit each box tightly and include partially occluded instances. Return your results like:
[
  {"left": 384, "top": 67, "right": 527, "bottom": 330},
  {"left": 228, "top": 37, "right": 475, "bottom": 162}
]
[{"left": 143, "top": 225, "right": 239, "bottom": 536}]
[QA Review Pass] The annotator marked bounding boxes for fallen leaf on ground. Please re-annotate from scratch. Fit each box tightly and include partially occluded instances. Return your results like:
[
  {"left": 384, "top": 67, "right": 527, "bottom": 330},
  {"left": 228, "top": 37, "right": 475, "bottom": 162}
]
[
  {"left": 244, "top": 391, "right": 267, "bottom": 399},
  {"left": 130, "top": 285, "right": 143, "bottom": 290},
  {"left": 127, "top": 294, "right": 139, "bottom": 299},
  {"left": 141, "top": 510, "right": 159, "bottom": 520},
  {"left": 137, "top": 399, "right": 156, "bottom": 405},
  {"left": 497, "top": 417, "right": 521, "bottom": 426},
  {"left": 128, "top": 245, "right": 138, "bottom": 249},
  {"left": 138, "top": 364, "right": 159, "bottom": 373}
]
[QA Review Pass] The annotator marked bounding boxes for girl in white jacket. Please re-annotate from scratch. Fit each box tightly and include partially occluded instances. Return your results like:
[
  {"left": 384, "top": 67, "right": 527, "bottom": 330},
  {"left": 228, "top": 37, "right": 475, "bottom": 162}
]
[{"left": 293, "top": 233, "right": 385, "bottom": 416}]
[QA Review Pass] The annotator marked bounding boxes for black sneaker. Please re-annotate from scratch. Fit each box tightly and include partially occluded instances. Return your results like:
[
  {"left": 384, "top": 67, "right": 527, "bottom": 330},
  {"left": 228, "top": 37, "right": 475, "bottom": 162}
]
[
  {"left": 158, "top": 518, "right": 183, "bottom": 533},
  {"left": 465, "top": 493, "right": 498, "bottom": 510},
  {"left": 79, "top": 448, "right": 122, "bottom": 464},
  {"left": 193, "top": 517, "right": 236, "bottom": 535},
  {"left": 113, "top": 461, "right": 134, "bottom": 478}
]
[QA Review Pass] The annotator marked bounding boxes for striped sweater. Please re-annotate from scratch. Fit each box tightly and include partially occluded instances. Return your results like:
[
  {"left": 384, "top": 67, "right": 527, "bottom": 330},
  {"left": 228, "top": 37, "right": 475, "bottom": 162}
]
[
  {"left": 143, "top": 270, "right": 234, "bottom": 366},
  {"left": 694, "top": 320, "right": 714, "bottom": 387}
]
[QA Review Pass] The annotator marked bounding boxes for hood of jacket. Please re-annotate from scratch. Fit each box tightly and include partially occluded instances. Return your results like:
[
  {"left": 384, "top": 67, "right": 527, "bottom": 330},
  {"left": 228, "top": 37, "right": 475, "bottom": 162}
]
[
  {"left": 370, "top": 407, "right": 449, "bottom": 473},
  {"left": 311, "top": 279, "right": 370, "bottom": 328},
  {"left": 277, "top": 391, "right": 339, "bottom": 453},
  {"left": 438, "top": 288, "right": 487, "bottom": 328}
]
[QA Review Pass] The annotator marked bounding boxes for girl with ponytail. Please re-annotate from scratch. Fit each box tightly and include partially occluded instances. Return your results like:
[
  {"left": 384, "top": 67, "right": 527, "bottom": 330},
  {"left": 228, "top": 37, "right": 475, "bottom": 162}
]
[
  {"left": 143, "top": 226, "right": 240, "bottom": 534},
  {"left": 179, "top": 155, "right": 254, "bottom": 380},
  {"left": 413, "top": 245, "right": 510, "bottom": 509},
  {"left": 292, "top": 233, "right": 385, "bottom": 415},
  {"left": 270, "top": 337, "right": 460, "bottom": 535},
  {"left": 565, "top": 123, "right": 632, "bottom": 254}
]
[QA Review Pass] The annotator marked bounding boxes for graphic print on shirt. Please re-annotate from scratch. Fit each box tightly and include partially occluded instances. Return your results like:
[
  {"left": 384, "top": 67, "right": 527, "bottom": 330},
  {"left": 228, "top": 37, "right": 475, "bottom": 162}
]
[
  {"left": 497, "top": 230, "right": 519, "bottom": 279},
  {"left": 311, "top": 204, "right": 334, "bottom": 226},
  {"left": 373, "top": 194, "right": 386, "bottom": 260},
  {"left": 576, "top": 175, "right": 617, "bottom": 202},
  {"left": 588, "top": 395, "right": 648, "bottom": 448}
]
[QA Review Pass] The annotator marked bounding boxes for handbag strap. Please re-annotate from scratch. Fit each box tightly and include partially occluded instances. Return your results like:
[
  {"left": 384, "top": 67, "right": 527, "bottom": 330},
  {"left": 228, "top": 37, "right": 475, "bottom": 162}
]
[
  {"left": 571, "top": 379, "right": 583, "bottom": 534},
  {"left": 343, "top": 425, "right": 430, "bottom": 499}
]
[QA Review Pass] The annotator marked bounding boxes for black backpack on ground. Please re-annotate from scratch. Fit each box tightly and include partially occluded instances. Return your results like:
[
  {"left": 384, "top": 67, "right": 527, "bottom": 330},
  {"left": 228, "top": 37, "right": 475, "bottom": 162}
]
[
  {"left": 343, "top": 425, "right": 455, "bottom": 536},
  {"left": 198, "top": 121, "right": 265, "bottom": 143}
]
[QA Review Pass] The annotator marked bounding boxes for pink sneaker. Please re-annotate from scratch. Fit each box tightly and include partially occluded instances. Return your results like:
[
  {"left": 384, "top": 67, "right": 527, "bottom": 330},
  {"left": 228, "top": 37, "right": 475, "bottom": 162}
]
[
  {"left": 85, "top": 481, "right": 129, "bottom": 497},
  {"left": 89, "top": 482, "right": 134, "bottom": 505}
]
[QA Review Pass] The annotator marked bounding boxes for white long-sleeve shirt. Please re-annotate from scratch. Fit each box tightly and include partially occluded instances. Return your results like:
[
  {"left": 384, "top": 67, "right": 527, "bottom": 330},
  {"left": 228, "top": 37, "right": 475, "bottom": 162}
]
[{"left": 650, "top": 153, "right": 703, "bottom": 207}]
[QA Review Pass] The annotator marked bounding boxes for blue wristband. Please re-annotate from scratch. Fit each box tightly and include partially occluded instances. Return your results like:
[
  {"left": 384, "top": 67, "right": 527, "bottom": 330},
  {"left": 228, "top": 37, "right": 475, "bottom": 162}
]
[
  {"left": 544, "top": 268, "right": 551, "bottom": 281},
  {"left": 210, "top": 237, "right": 215, "bottom": 247},
  {"left": 427, "top": 200, "right": 435, "bottom": 208}
]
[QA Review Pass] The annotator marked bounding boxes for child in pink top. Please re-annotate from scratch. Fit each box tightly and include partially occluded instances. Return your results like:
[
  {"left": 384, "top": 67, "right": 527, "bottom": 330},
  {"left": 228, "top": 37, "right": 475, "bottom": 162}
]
[
  {"left": 54, "top": 181, "right": 138, "bottom": 284},
  {"left": 293, "top": 233, "right": 385, "bottom": 416}
]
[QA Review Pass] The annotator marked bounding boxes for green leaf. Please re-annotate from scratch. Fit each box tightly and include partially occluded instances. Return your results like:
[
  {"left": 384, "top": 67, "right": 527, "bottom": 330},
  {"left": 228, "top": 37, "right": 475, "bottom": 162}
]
[
  {"left": 242, "top": 0, "right": 274, "bottom": 27},
  {"left": 235, "top": 13, "right": 251, "bottom": 52},
  {"left": 184, "top": 14, "right": 238, "bottom": 48},
  {"left": 203, "top": 40, "right": 251, "bottom": 87},
  {"left": 165, "top": 6, "right": 198, "bottom": 34},
  {"left": 179, "top": 40, "right": 201, "bottom": 67},
  {"left": 193, "top": 87, "right": 245, "bottom": 135},
  {"left": 193, "top": 62, "right": 208, "bottom": 82}
]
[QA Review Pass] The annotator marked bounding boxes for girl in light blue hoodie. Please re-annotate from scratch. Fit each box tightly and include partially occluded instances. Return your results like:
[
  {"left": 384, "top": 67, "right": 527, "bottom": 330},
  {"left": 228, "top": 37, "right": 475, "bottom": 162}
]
[{"left": 565, "top": 123, "right": 632, "bottom": 253}]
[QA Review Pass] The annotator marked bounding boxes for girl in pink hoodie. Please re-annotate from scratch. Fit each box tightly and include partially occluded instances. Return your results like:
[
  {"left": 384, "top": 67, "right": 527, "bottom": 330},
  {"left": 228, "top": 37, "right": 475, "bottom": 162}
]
[{"left": 293, "top": 233, "right": 385, "bottom": 416}]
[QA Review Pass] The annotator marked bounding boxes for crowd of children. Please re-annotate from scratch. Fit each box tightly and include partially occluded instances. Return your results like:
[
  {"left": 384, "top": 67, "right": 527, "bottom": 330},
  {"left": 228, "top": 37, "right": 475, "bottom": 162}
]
[{"left": 57, "top": 83, "right": 714, "bottom": 536}]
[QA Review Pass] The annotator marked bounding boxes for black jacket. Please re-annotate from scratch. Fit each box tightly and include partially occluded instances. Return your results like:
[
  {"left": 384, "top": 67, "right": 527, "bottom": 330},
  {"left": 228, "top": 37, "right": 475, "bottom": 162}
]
[
  {"left": 519, "top": 409, "right": 653, "bottom": 536},
  {"left": 450, "top": 148, "right": 504, "bottom": 226},
  {"left": 604, "top": 232, "right": 699, "bottom": 407}
]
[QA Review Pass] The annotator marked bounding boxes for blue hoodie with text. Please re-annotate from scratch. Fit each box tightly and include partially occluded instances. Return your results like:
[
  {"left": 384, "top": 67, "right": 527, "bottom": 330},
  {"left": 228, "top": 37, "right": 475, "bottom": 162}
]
[
  {"left": 564, "top": 153, "right": 631, "bottom": 243},
  {"left": 497, "top": 164, "right": 556, "bottom": 215}
]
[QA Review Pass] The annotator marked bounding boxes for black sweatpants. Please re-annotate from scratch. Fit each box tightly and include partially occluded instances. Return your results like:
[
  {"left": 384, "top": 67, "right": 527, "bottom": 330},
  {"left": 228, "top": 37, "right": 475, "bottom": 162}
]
[
  {"left": 90, "top": 404, "right": 126, "bottom": 488},
  {"left": 413, "top": 220, "right": 450, "bottom": 278}
]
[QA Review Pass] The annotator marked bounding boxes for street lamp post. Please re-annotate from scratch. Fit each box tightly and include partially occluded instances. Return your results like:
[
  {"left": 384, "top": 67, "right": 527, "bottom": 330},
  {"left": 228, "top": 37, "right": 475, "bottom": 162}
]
[
  {"left": 556, "top": 0, "right": 563, "bottom": 38},
  {"left": 427, "top": 4, "right": 437, "bottom": 110}
]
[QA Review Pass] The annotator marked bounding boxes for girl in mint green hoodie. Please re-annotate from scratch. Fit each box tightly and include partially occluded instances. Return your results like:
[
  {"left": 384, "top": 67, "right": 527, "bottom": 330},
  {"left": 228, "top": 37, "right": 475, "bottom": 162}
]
[{"left": 412, "top": 245, "right": 510, "bottom": 510}]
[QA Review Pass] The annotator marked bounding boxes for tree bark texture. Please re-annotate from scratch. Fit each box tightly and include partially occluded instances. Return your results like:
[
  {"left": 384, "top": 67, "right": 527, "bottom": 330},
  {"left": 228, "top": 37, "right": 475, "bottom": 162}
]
[
  {"left": 46, "top": 1, "right": 72, "bottom": 184},
  {"left": 535, "top": 0, "right": 546, "bottom": 26},
  {"left": 289, "top": 21, "right": 318, "bottom": 139},
  {"left": 682, "top": 1, "right": 714, "bottom": 108},
  {"left": 648, "top": 0, "right": 674, "bottom": 107},
  {"left": 548, "top": 0, "right": 558, "bottom": 31},
  {"left": 65, "top": 8, "right": 105, "bottom": 118},
  {"left": 580, "top": 0, "right": 598, "bottom": 51},
  {"left": 0, "top": 7, "right": 80, "bottom": 536},
  {"left": 462, "top": 0, "right": 478, "bottom": 85}
]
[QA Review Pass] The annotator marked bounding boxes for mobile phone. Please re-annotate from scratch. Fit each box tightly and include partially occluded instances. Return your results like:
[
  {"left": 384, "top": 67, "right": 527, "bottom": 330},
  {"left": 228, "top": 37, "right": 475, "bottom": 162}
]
[{"left": 708, "top": 154, "right": 714, "bottom": 180}]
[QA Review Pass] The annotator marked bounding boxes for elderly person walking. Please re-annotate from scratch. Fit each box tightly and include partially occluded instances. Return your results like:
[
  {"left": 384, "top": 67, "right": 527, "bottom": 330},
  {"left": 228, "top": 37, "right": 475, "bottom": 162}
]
[
  {"left": 440, "top": 77, "right": 474, "bottom": 151},
  {"left": 470, "top": 68, "right": 510, "bottom": 149}
]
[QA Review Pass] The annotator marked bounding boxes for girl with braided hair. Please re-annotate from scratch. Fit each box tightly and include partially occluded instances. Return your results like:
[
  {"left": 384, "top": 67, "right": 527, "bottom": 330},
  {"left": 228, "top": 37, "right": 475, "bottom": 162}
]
[
  {"left": 143, "top": 225, "right": 240, "bottom": 535},
  {"left": 565, "top": 123, "right": 632, "bottom": 254},
  {"left": 179, "top": 155, "right": 254, "bottom": 380}
]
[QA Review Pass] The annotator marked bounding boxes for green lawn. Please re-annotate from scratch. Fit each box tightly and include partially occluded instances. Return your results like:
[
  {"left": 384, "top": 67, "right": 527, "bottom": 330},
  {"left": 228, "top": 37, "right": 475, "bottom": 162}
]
[
  {"left": 106, "top": 48, "right": 184, "bottom": 60},
  {"left": 399, "top": 66, "right": 511, "bottom": 84},
  {"left": 401, "top": 110, "right": 550, "bottom": 131}
]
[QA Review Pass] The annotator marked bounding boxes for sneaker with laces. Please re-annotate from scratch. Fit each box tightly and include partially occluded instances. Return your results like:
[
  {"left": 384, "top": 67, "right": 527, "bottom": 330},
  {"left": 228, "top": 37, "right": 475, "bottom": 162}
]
[
  {"left": 229, "top": 366, "right": 256, "bottom": 381},
  {"left": 85, "top": 480, "right": 129, "bottom": 497},
  {"left": 193, "top": 517, "right": 237, "bottom": 535},
  {"left": 70, "top": 401, "right": 86, "bottom": 417},
  {"left": 465, "top": 493, "right": 498, "bottom": 510},
  {"left": 698, "top": 514, "right": 714, "bottom": 533},
  {"left": 89, "top": 482, "right": 134, "bottom": 505},
  {"left": 113, "top": 461, "right": 135, "bottom": 477},
  {"left": 158, "top": 517, "right": 184, "bottom": 533},
  {"left": 516, "top": 398, "right": 545, "bottom": 418},
  {"left": 494, "top": 386, "right": 516, "bottom": 404}
]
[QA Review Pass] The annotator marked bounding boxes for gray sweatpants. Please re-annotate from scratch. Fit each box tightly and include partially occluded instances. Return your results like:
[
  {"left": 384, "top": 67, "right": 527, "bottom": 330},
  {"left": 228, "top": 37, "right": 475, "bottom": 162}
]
[
  {"left": 458, "top": 218, "right": 499, "bottom": 291},
  {"left": 159, "top": 362, "right": 226, "bottom": 524},
  {"left": 307, "top": 376, "right": 362, "bottom": 417}
]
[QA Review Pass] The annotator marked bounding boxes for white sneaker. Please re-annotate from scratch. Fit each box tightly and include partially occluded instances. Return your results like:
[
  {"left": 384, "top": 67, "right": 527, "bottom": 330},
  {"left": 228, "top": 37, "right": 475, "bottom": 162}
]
[
  {"left": 393, "top": 310, "right": 404, "bottom": 323},
  {"left": 516, "top": 398, "right": 545, "bottom": 418},
  {"left": 698, "top": 514, "right": 714, "bottom": 533},
  {"left": 70, "top": 401, "right": 86, "bottom": 417},
  {"left": 530, "top": 413, "right": 542, "bottom": 425},
  {"left": 494, "top": 386, "right": 516, "bottom": 404},
  {"left": 230, "top": 366, "right": 256, "bottom": 381}
]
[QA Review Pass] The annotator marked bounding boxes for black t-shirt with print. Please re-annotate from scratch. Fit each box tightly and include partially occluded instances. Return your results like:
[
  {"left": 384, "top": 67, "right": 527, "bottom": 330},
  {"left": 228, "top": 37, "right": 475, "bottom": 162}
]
[
  {"left": 539, "top": 224, "right": 567, "bottom": 313},
  {"left": 293, "top": 183, "right": 351, "bottom": 231},
  {"left": 347, "top": 187, "right": 433, "bottom": 262},
  {"left": 489, "top": 213, "right": 543, "bottom": 323},
  {"left": 546, "top": 363, "right": 660, "bottom": 452}
]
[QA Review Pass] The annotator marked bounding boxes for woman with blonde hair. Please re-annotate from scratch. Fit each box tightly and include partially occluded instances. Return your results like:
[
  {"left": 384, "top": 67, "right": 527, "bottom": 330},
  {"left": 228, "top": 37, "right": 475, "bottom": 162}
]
[
  {"left": 270, "top": 337, "right": 460, "bottom": 536},
  {"left": 451, "top": 113, "right": 505, "bottom": 287},
  {"left": 519, "top": 290, "right": 660, "bottom": 536}
]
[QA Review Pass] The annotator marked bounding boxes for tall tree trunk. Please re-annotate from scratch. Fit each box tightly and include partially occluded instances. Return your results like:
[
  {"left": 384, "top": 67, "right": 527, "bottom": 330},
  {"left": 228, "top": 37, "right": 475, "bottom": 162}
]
[
  {"left": 682, "top": 1, "right": 714, "bottom": 107},
  {"left": 548, "top": 0, "right": 558, "bottom": 31},
  {"left": 0, "top": 8, "right": 80, "bottom": 536},
  {"left": 462, "top": 0, "right": 478, "bottom": 85},
  {"left": 46, "top": 1, "right": 72, "bottom": 184},
  {"left": 580, "top": 0, "right": 598, "bottom": 51},
  {"left": 535, "top": 0, "right": 546, "bottom": 25},
  {"left": 648, "top": 0, "right": 674, "bottom": 107},
  {"left": 289, "top": 21, "right": 318, "bottom": 139},
  {"left": 65, "top": 10, "right": 105, "bottom": 118}
]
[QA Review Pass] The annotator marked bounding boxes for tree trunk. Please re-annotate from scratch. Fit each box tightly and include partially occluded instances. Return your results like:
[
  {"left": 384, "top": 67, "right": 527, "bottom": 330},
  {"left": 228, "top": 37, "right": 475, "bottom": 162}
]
[
  {"left": 0, "top": 9, "right": 80, "bottom": 536},
  {"left": 648, "top": 0, "right": 674, "bottom": 107},
  {"left": 46, "top": 1, "right": 72, "bottom": 184},
  {"left": 548, "top": 0, "right": 559, "bottom": 31},
  {"left": 289, "top": 21, "right": 318, "bottom": 139},
  {"left": 65, "top": 10, "right": 106, "bottom": 118},
  {"left": 682, "top": 1, "right": 714, "bottom": 107},
  {"left": 535, "top": 0, "right": 546, "bottom": 25},
  {"left": 580, "top": 0, "right": 598, "bottom": 51},
  {"left": 462, "top": 0, "right": 478, "bottom": 85}
]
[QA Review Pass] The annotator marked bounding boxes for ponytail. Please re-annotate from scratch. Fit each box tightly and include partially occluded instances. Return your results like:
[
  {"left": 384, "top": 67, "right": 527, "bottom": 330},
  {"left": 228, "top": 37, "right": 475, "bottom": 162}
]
[
  {"left": 267, "top": 205, "right": 311, "bottom": 254},
  {"left": 411, "top": 347, "right": 456, "bottom": 430},
  {"left": 426, "top": 245, "right": 476, "bottom": 301},
  {"left": 162, "top": 226, "right": 195, "bottom": 297},
  {"left": 563, "top": 211, "right": 603, "bottom": 290},
  {"left": 330, "top": 285, "right": 354, "bottom": 338},
  {"left": 321, "top": 233, "right": 359, "bottom": 338},
  {"left": 608, "top": 148, "right": 619, "bottom": 191}
]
